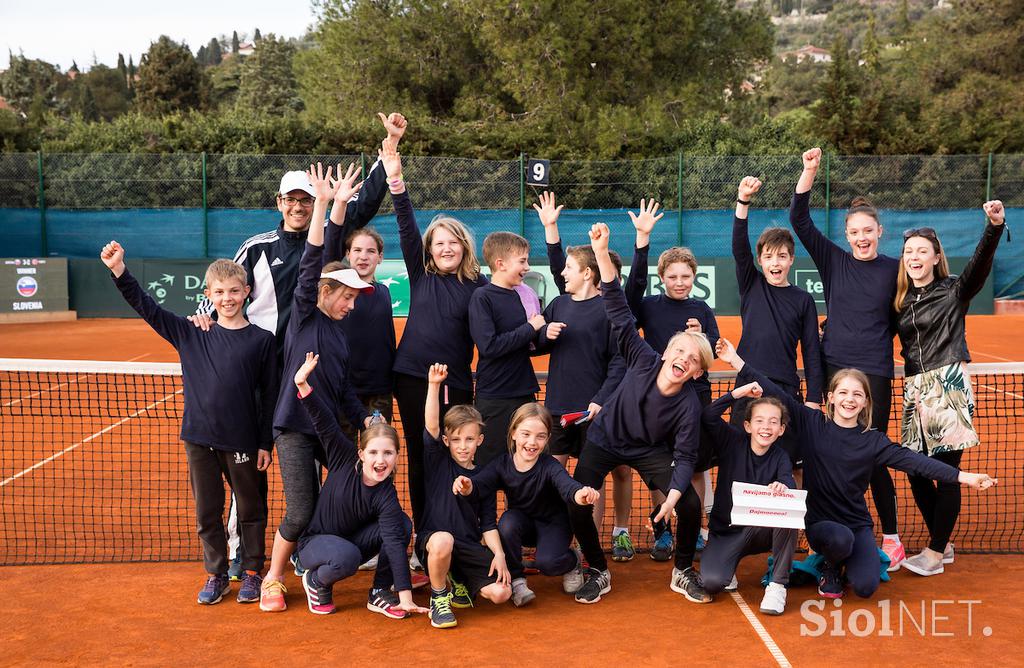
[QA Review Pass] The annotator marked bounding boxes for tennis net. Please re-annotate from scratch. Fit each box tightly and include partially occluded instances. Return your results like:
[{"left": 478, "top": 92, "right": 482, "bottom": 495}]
[{"left": 1, "top": 358, "right": 1021, "bottom": 565}]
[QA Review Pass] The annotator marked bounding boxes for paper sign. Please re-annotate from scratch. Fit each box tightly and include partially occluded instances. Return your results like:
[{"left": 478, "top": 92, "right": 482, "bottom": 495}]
[{"left": 730, "top": 482, "right": 807, "bottom": 530}]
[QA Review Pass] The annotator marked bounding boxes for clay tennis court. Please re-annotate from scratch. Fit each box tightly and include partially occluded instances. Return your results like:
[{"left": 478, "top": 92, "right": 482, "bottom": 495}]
[{"left": 2, "top": 315, "right": 1022, "bottom": 666}]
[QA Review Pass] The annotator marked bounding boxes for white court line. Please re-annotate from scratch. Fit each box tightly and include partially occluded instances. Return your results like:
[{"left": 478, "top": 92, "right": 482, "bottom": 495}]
[
  {"left": 2, "top": 353, "right": 152, "bottom": 408},
  {"left": 972, "top": 350, "right": 1017, "bottom": 363},
  {"left": 0, "top": 387, "right": 182, "bottom": 488},
  {"left": 729, "top": 591, "right": 792, "bottom": 668}
]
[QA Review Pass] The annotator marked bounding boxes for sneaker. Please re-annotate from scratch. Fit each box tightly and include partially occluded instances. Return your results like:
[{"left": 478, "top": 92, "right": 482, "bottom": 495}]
[
  {"left": 301, "top": 570, "right": 335, "bottom": 615},
  {"left": 409, "top": 551, "right": 424, "bottom": 571},
  {"left": 562, "top": 548, "right": 586, "bottom": 594},
  {"left": 759, "top": 582, "right": 787, "bottom": 616},
  {"left": 197, "top": 574, "right": 230, "bottom": 605},
  {"left": 882, "top": 537, "right": 905, "bottom": 572},
  {"left": 650, "top": 524, "right": 674, "bottom": 562},
  {"left": 696, "top": 530, "right": 707, "bottom": 552},
  {"left": 290, "top": 552, "right": 306, "bottom": 577},
  {"left": 902, "top": 550, "right": 945, "bottom": 577},
  {"left": 670, "top": 567, "right": 711, "bottom": 604},
  {"left": 358, "top": 554, "right": 379, "bottom": 571},
  {"left": 522, "top": 547, "right": 540, "bottom": 575},
  {"left": 724, "top": 574, "right": 739, "bottom": 592},
  {"left": 818, "top": 562, "right": 844, "bottom": 599},
  {"left": 236, "top": 571, "right": 263, "bottom": 603},
  {"left": 259, "top": 578, "right": 287, "bottom": 612},
  {"left": 411, "top": 572, "right": 430, "bottom": 589},
  {"left": 574, "top": 567, "right": 611, "bottom": 604},
  {"left": 448, "top": 576, "right": 474, "bottom": 608},
  {"left": 367, "top": 587, "right": 408, "bottom": 619},
  {"left": 228, "top": 555, "right": 243, "bottom": 581},
  {"left": 511, "top": 578, "right": 536, "bottom": 607},
  {"left": 943, "top": 543, "right": 955, "bottom": 564},
  {"left": 611, "top": 532, "right": 636, "bottom": 562},
  {"left": 429, "top": 591, "right": 458, "bottom": 629}
]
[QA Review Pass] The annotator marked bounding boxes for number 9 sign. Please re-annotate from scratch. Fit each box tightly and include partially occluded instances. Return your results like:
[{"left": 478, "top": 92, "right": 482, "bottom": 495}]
[{"left": 526, "top": 159, "right": 550, "bottom": 187}]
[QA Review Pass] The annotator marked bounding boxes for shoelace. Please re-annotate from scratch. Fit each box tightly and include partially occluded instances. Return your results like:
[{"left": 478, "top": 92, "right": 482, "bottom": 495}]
[
  {"left": 614, "top": 533, "right": 633, "bottom": 550},
  {"left": 262, "top": 579, "right": 287, "bottom": 595},
  {"left": 452, "top": 581, "right": 470, "bottom": 599},
  {"left": 434, "top": 592, "right": 454, "bottom": 615}
]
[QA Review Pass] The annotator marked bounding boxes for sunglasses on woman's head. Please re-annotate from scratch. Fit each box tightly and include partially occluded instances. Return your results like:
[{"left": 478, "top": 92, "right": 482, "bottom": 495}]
[{"left": 903, "top": 227, "right": 937, "bottom": 240}]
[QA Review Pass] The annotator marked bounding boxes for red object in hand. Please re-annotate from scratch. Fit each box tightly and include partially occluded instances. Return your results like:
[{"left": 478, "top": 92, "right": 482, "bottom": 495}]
[{"left": 559, "top": 411, "right": 591, "bottom": 428}]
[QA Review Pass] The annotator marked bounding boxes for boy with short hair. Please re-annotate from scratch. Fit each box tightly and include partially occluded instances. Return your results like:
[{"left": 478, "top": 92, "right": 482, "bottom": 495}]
[
  {"left": 731, "top": 176, "right": 824, "bottom": 477},
  {"left": 700, "top": 383, "right": 798, "bottom": 616},
  {"left": 417, "top": 363, "right": 512, "bottom": 628},
  {"left": 100, "top": 242, "right": 277, "bottom": 606},
  {"left": 469, "top": 231, "right": 554, "bottom": 465}
]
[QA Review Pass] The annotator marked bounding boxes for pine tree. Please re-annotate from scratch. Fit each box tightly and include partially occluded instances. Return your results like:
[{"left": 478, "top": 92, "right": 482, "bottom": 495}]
[
  {"left": 231, "top": 31, "right": 240, "bottom": 54},
  {"left": 253, "top": 28, "right": 262, "bottom": 42},
  {"left": 897, "top": 0, "right": 911, "bottom": 40},
  {"left": 862, "top": 12, "right": 880, "bottom": 75},
  {"left": 196, "top": 44, "right": 208, "bottom": 66},
  {"left": 80, "top": 84, "right": 98, "bottom": 121},
  {"left": 116, "top": 53, "right": 126, "bottom": 76},
  {"left": 207, "top": 38, "right": 222, "bottom": 65}
]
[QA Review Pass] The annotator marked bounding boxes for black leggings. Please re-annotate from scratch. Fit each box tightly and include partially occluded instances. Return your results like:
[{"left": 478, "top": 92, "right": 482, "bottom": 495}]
[
  {"left": 908, "top": 449, "right": 964, "bottom": 553},
  {"left": 827, "top": 364, "right": 898, "bottom": 535},
  {"left": 393, "top": 372, "right": 474, "bottom": 530}
]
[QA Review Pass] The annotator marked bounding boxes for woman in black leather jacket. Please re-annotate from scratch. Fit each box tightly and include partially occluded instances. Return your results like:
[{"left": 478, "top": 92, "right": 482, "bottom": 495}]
[{"left": 894, "top": 199, "right": 1006, "bottom": 576}]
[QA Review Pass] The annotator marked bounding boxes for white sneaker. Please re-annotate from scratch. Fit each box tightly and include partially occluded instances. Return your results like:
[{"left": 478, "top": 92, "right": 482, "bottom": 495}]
[
  {"left": 724, "top": 574, "right": 739, "bottom": 592},
  {"left": 562, "top": 548, "right": 585, "bottom": 594},
  {"left": 409, "top": 550, "right": 424, "bottom": 571},
  {"left": 358, "top": 554, "right": 378, "bottom": 571},
  {"left": 902, "top": 550, "right": 944, "bottom": 576},
  {"left": 943, "top": 543, "right": 955, "bottom": 564},
  {"left": 759, "top": 582, "right": 786, "bottom": 616},
  {"left": 511, "top": 577, "right": 536, "bottom": 607}
]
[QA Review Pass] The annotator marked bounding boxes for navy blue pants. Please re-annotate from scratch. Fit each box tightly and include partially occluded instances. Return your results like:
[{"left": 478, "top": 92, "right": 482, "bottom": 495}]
[
  {"left": 806, "top": 520, "right": 880, "bottom": 598},
  {"left": 702, "top": 525, "right": 797, "bottom": 595},
  {"left": 498, "top": 508, "right": 576, "bottom": 579},
  {"left": 298, "top": 515, "right": 412, "bottom": 591}
]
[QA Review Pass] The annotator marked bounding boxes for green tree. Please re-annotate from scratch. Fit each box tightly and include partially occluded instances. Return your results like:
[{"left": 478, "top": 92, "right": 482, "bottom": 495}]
[
  {"left": 231, "top": 31, "right": 240, "bottom": 54},
  {"left": 236, "top": 34, "right": 302, "bottom": 114},
  {"left": 116, "top": 53, "right": 126, "bottom": 76},
  {"left": 206, "top": 38, "right": 223, "bottom": 65},
  {"left": 254, "top": 28, "right": 262, "bottom": 41},
  {"left": 813, "top": 36, "right": 861, "bottom": 151},
  {"left": 135, "top": 36, "right": 207, "bottom": 115}
]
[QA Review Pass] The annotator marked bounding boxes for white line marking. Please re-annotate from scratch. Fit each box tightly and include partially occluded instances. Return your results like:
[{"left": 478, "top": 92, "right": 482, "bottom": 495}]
[
  {"left": 2, "top": 353, "right": 153, "bottom": 408},
  {"left": 729, "top": 591, "right": 792, "bottom": 668},
  {"left": 972, "top": 350, "right": 1017, "bottom": 363},
  {"left": 0, "top": 388, "right": 182, "bottom": 488}
]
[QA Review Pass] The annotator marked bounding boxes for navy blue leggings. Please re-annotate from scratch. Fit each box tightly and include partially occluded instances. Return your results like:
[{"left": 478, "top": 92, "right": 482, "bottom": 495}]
[
  {"left": 498, "top": 508, "right": 576, "bottom": 579},
  {"left": 298, "top": 515, "right": 412, "bottom": 591},
  {"left": 806, "top": 520, "right": 880, "bottom": 598}
]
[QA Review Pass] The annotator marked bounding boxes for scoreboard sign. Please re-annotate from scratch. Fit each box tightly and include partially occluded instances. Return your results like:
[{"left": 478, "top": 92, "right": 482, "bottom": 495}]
[{"left": 1, "top": 258, "right": 69, "bottom": 313}]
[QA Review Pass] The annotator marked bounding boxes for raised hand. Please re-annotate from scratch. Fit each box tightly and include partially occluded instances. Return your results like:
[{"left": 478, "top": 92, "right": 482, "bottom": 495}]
[
  {"left": 100, "top": 240, "right": 126, "bottom": 277},
  {"left": 330, "top": 162, "right": 363, "bottom": 204},
  {"left": 983, "top": 200, "right": 1005, "bottom": 225},
  {"left": 377, "top": 112, "right": 408, "bottom": 143},
  {"left": 628, "top": 198, "right": 664, "bottom": 238},
  {"left": 294, "top": 352, "right": 319, "bottom": 391},
  {"left": 738, "top": 176, "right": 762, "bottom": 202},
  {"left": 379, "top": 137, "right": 402, "bottom": 179},
  {"left": 428, "top": 362, "right": 448, "bottom": 384},
  {"left": 589, "top": 222, "right": 611, "bottom": 253},
  {"left": 802, "top": 148, "right": 822, "bottom": 171},
  {"left": 306, "top": 162, "right": 338, "bottom": 201},
  {"left": 574, "top": 486, "right": 601, "bottom": 506},
  {"left": 715, "top": 337, "right": 740, "bottom": 368},
  {"left": 533, "top": 191, "right": 564, "bottom": 227},
  {"left": 732, "top": 381, "right": 763, "bottom": 399}
]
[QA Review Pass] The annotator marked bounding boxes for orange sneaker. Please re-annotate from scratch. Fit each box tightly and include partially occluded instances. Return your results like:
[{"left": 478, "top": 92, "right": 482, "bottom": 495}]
[
  {"left": 259, "top": 578, "right": 287, "bottom": 612},
  {"left": 411, "top": 572, "right": 430, "bottom": 589},
  {"left": 882, "top": 537, "right": 905, "bottom": 572}
]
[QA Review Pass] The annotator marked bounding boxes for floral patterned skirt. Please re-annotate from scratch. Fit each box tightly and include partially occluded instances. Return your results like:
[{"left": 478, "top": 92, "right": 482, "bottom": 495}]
[{"left": 900, "top": 362, "right": 979, "bottom": 455}]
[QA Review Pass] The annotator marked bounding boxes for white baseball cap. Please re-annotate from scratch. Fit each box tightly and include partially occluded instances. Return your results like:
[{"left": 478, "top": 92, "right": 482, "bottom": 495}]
[
  {"left": 321, "top": 268, "right": 375, "bottom": 294},
  {"left": 278, "top": 170, "right": 315, "bottom": 197}
]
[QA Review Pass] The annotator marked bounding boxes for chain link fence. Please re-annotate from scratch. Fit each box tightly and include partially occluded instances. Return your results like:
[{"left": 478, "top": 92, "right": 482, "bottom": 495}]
[{"left": 1, "top": 152, "right": 1021, "bottom": 295}]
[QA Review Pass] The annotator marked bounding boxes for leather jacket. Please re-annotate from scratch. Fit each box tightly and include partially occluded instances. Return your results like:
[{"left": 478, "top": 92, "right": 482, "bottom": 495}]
[{"left": 896, "top": 222, "right": 1004, "bottom": 376}]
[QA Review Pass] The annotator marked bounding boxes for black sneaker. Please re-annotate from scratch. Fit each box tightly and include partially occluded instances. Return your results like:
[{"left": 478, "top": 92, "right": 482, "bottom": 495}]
[
  {"left": 670, "top": 566, "right": 711, "bottom": 603},
  {"left": 429, "top": 590, "right": 458, "bottom": 629},
  {"left": 650, "top": 523, "right": 674, "bottom": 562},
  {"left": 367, "top": 587, "right": 408, "bottom": 619},
  {"left": 818, "top": 562, "right": 844, "bottom": 599},
  {"left": 302, "top": 570, "right": 335, "bottom": 614},
  {"left": 573, "top": 567, "right": 611, "bottom": 604}
]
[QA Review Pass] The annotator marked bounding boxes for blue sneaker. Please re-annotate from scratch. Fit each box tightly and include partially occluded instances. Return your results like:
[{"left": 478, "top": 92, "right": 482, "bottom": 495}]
[
  {"left": 237, "top": 571, "right": 263, "bottom": 603},
  {"left": 197, "top": 574, "right": 230, "bottom": 605},
  {"left": 228, "top": 555, "right": 243, "bottom": 581},
  {"left": 650, "top": 525, "right": 674, "bottom": 562},
  {"left": 291, "top": 552, "right": 306, "bottom": 577},
  {"left": 696, "top": 531, "right": 706, "bottom": 552},
  {"left": 611, "top": 531, "right": 636, "bottom": 562}
]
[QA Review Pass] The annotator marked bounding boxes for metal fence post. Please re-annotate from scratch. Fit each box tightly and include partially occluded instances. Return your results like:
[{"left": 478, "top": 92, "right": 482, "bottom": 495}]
[
  {"left": 824, "top": 152, "right": 831, "bottom": 238},
  {"left": 677, "top": 151, "right": 684, "bottom": 245},
  {"left": 361, "top": 152, "right": 367, "bottom": 180},
  {"left": 37, "top": 150, "right": 47, "bottom": 256},
  {"left": 201, "top": 152, "right": 209, "bottom": 258},
  {"left": 519, "top": 152, "right": 525, "bottom": 236},
  {"left": 986, "top": 152, "right": 993, "bottom": 201}
]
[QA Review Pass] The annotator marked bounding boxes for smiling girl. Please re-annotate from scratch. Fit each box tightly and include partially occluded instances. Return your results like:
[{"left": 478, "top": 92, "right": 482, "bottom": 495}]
[
  {"left": 893, "top": 200, "right": 1006, "bottom": 576},
  {"left": 716, "top": 338, "right": 997, "bottom": 600},
  {"left": 455, "top": 403, "right": 600, "bottom": 607}
]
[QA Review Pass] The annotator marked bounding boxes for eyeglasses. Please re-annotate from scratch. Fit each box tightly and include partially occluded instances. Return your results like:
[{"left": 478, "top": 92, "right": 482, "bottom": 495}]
[
  {"left": 903, "top": 227, "right": 937, "bottom": 240},
  {"left": 280, "top": 196, "right": 314, "bottom": 207}
]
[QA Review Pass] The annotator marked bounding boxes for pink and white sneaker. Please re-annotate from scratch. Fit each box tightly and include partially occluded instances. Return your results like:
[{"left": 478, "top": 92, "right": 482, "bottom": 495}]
[
  {"left": 367, "top": 587, "right": 408, "bottom": 619},
  {"left": 882, "top": 537, "right": 906, "bottom": 572}
]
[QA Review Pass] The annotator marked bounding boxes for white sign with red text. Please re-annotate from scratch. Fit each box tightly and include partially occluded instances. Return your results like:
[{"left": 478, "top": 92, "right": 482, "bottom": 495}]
[{"left": 730, "top": 482, "right": 807, "bottom": 530}]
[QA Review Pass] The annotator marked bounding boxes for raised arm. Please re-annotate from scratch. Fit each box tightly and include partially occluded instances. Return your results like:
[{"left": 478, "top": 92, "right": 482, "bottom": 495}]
[
  {"left": 733, "top": 177, "right": 763, "bottom": 292},
  {"left": 624, "top": 199, "right": 663, "bottom": 317},
  {"left": 700, "top": 386, "right": 759, "bottom": 447},
  {"left": 101, "top": 241, "right": 190, "bottom": 345},
  {"left": 294, "top": 352, "right": 358, "bottom": 471},
  {"left": 535, "top": 191, "right": 568, "bottom": 293},
  {"left": 323, "top": 162, "right": 363, "bottom": 265},
  {"left": 591, "top": 223, "right": 656, "bottom": 368},
  {"left": 337, "top": 112, "right": 406, "bottom": 237},
  {"left": 380, "top": 138, "right": 425, "bottom": 286},
  {"left": 955, "top": 201, "right": 1006, "bottom": 303},
  {"left": 790, "top": 148, "right": 843, "bottom": 269},
  {"left": 425, "top": 363, "right": 447, "bottom": 439},
  {"left": 874, "top": 436, "right": 996, "bottom": 490}
]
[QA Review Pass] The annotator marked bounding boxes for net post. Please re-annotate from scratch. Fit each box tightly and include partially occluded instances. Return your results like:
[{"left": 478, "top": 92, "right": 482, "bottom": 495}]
[
  {"left": 986, "top": 152, "right": 993, "bottom": 201},
  {"left": 37, "top": 150, "right": 47, "bottom": 256},
  {"left": 519, "top": 152, "right": 526, "bottom": 236},
  {"left": 201, "top": 152, "right": 208, "bottom": 258},
  {"left": 677, "top": 151, "right": 684, "bottom": 245},
  {"left": 824, "top": 151, "right": 831, "bottom": 238}
]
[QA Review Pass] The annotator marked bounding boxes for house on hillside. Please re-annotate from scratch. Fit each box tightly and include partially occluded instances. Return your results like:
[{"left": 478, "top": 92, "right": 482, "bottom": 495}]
[
  {"left": 238, "top": 41, "right": 256, "bottom": 56},
  {"left": 780, "top": 44, "right": 832, "bottom": 64}
]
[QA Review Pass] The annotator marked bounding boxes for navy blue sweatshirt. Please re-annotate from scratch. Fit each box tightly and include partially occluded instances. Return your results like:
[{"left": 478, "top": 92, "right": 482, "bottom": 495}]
[
  {"left": 469, "top": 283, "right": 540, "bottom": 399},
  {"left": 113, "top": 270, "right": 277, "bottom": 453},
  {"left": 391, "top": 191, "right": 488, "bottom": 391},
  {"left": 323, "top": 221, "right": 397, "bottom": 396},
  {"left": 733, "top": 215, "right": 825, "bottom": 401},
  {"left": 421, "top": 430, "right": 497, "bottom": 544},
  {"left": 701, "top": 394, "right": 796, "bottom": 535},
  {"left": 470, "top": 452, "right": 583, "bottom": 524},
  {"left": 534, "top": 293, "right": 626, "bottom": 415},
  {"left": 738, "top": 364, "right": 960, "bottom": 529},
  {"left": 624, "top": 244, "right": 719, "bottom": 395},
  {"left": 297, "top": 388, "right": 411, "bottom": 592},
  {"left": 273, "top": 242, "right": 368, "bottom": 436},
  {"left": 789, "top": 191, "right": 900, "bottom": 378},
  {"left": 588, "top": 278, "right": 702, "bottom": 493},
  {"left": 546, "top": 241, "right": 569, "bottom": 295}
]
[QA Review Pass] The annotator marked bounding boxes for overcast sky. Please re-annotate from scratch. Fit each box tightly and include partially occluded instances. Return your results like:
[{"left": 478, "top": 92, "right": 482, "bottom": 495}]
[{"left": 1, "top": 0, "right": 316, "bottom": 71}]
